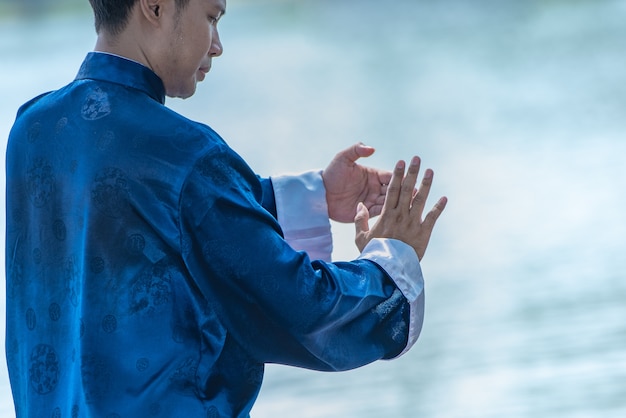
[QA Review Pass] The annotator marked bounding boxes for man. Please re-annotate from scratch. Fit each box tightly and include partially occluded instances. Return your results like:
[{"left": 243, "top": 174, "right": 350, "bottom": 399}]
[{"left": 5, "top": 0, "right": 447, "bottom": 416}]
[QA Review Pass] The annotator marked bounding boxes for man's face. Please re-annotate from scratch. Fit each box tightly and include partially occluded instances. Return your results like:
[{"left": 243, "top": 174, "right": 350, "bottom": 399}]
[{"left": 157, "top": 0, "right": 226, "bottom": 99}]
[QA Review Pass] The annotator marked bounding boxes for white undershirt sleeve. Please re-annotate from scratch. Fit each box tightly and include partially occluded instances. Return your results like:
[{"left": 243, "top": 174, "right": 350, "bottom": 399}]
[{"left": 271, "top": 170, "right": 333, "bottom": 262}]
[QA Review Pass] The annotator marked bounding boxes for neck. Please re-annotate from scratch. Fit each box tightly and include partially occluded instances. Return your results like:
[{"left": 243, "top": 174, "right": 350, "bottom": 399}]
[{"left": 94, "top": 33, "right": 150, "bottom": 69}]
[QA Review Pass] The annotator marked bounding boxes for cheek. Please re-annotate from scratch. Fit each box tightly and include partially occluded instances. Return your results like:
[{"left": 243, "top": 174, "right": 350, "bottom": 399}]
[{"left": 191, "top": 24, "right": 213, "bottom": 55}]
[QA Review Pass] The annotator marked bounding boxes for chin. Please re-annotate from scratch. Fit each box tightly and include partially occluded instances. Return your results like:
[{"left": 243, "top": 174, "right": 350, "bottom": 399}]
[{"left": 166, "top": 82, "right": 198, "bottom": 100}]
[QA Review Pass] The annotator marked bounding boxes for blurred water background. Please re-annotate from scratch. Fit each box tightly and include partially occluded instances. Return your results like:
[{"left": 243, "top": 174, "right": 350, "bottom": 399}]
[{"left": 2, "top": 0, "right": 626, "bottom": 417}]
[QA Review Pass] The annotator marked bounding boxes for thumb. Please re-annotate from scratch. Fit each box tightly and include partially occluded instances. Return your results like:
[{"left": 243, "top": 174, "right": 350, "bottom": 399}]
[
  {"left": 354, "top": 202, "right": 370, "bottom": 251},
  {"left": 343, "top": 142, "right": 375, "bottom": 163}
]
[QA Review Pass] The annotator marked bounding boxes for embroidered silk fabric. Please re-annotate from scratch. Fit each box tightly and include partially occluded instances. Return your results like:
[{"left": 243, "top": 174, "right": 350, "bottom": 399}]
[{"left": 5, "top": 53, "right": 420, "bottom": 417}]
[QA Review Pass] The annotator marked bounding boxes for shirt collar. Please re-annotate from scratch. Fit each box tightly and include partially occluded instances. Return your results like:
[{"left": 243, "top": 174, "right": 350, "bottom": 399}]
[{"left": 75, "top": 52, "right": 166, "bottom": 105}]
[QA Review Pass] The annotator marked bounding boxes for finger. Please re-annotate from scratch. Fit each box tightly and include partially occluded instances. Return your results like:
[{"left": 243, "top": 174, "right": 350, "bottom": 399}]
[
  {"left": 366, "top": 203, "right": 384, "bottom": 218},
  {"left": 398, "top": 156, "right": 421, "bottom": 210},
  {"left": 422, "top": 196, "right": 448, "bottom": 230},
  {"left": 341, "top": 142, "right": 376, "bottom": 163},
  {"left": 378, "top": 170, "right": 392, "bottom": 186},
  {"left": 366, "top": 168, "right": 390, "bottom": 200},
  {"left": 368, "top": 179, "right": 389, "bottom": 200},
  {"left": 354, "top": 202, "right": 370, "bottom": 230},
  {"left": 410, "top": 168, "right": 434, "bottom": 217},
  {"left": 413, "top": 196, "right": 447, "bottom": 261},
  {"left": 384, "top": 160, "right": 406, "bottom": 210},
  {"left": 354, "top": 202, "right": 370, "bottom": 251},
  {"left": 353, "top": 142, "right": 376, "bottom": 159},
  {"left": 358, "top": 194, "right": 385, "bottom": 218}
]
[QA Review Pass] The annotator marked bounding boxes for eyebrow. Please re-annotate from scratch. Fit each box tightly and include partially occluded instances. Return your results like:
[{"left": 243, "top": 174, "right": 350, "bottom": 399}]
[
  {"left": 208, "top": 0, "right": 226, "bottom": 19},
  {"left": 214, "top": 7, "right": 225, "bottom": 21},
  {"left": 217, "top": 3, "right": 226, "bottom": 19}
]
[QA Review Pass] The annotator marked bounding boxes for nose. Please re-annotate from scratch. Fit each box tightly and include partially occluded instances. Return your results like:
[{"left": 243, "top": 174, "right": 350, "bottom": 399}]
[{"left": 210, "top": 30, "right": 223, "bottom": 57}]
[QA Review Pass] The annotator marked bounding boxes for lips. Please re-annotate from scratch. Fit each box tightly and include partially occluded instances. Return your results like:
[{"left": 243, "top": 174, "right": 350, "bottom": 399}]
[{"left": 197, "top": 66, "right": 210, "bottom": 81}]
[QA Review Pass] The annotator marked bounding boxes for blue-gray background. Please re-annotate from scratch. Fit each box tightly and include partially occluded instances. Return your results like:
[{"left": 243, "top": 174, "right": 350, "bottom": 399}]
[{"left": 1, "top": 0, "right": 625, "bottom": 416}]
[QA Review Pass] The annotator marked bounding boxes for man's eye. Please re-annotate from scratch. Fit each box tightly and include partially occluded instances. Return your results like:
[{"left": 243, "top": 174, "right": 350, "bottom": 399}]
[{"left": 208, "top": 16, "right": 218, "bottom": 25}]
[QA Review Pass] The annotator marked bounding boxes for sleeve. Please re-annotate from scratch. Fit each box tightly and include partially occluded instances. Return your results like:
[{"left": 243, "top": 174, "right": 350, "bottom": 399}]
[
  {"left": 257, "top": 176, "right": 277, "bottom": 218},
  {"left": 270, "top": 170, "right": 333, "bottom": 262},
  {"left": 179, "top": 147, "right": 416, "bottom": 371},
  {"left": 358, "top": 238, "right": 425, "bottom": 358},
  {"left": 270, "top": 171, "right": 425, "bottom": 356}
]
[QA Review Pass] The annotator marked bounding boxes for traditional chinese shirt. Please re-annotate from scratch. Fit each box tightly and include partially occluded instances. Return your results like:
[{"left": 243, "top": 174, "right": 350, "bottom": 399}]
[{"left": 5, "top": 52, "right": 425, "bottom": 417}]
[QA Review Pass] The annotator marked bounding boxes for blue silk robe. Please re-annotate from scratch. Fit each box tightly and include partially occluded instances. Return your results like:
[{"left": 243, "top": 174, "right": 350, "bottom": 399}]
[{"left": 5, "top": 52, "right": 425, "bottom": 417}]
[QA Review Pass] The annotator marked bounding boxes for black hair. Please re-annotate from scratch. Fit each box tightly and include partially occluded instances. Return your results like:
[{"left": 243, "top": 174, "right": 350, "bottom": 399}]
[{"left": 88, "top": 0, "right": 191, "bottom": 35}]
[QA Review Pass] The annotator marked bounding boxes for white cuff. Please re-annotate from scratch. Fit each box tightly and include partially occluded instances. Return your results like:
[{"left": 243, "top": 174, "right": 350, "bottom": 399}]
[
  {"left": 271, "top": 170, "right": 333, "bottom": 262},
  {"left": 358, "top": 238, "right": 425, "bottom": 358}
]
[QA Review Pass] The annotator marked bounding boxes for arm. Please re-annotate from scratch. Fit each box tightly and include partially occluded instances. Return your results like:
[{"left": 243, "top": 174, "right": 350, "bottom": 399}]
[
  {"left": 180, "top": 146, "right": 415, "bottom": 371},
  {"left": 264, "top": 146, "right": 446, "bottom": 358}
]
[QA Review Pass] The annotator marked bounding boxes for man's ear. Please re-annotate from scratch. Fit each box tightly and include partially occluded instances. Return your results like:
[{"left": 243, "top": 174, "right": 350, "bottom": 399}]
[{"left": 138, "top": 0, "right": 164, "bottom": 25}]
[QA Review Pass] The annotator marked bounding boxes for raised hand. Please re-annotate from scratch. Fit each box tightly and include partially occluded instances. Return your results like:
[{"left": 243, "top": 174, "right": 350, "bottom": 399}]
[
  {"left": 322, "top": 143, "right": 393, "bottom": 223},
  {"left": 354, "top": 156, "right": 447, "bottom": 260}
]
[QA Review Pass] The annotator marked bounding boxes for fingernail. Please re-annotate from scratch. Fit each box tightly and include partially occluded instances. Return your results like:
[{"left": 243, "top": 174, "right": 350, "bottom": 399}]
[
  {"left": 396, "top": 160, "right": 405, "bottom": 170},
  {"left": 410, "top": 156, "right": 420, "bottom": 166}
]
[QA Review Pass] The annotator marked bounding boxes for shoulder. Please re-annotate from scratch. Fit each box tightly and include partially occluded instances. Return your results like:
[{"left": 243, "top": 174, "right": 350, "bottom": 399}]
[
  {"left": 180, "top": 140, "right": 262, "bottom": 209},
  {"left": 15, "top": 91, "right": 54, "bottom": 117}
]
